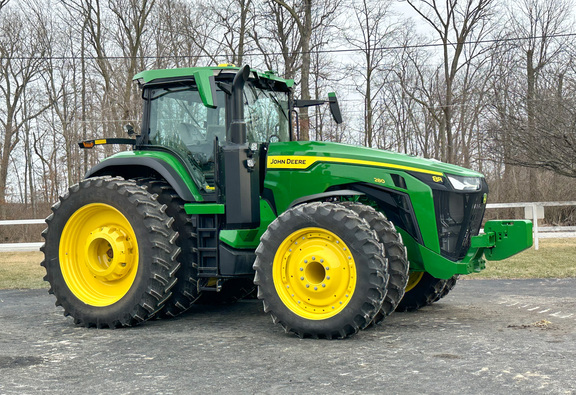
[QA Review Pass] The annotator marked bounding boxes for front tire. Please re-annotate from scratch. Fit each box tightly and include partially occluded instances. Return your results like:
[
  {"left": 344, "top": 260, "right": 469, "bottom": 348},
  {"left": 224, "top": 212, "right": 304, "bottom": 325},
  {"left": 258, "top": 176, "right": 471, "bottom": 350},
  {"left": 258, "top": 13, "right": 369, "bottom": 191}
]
[
  {"left": 395, "top": 272, "right": 447, "bottom": 312},
  {"left": 340, "top": 202, "right": 409, "bottom": 323},
  {"left": 254, "top": 202, "right": 388, "bottom": 339},
  {"left": 41, "top": 177, "right": 180, "bottom": 328}
]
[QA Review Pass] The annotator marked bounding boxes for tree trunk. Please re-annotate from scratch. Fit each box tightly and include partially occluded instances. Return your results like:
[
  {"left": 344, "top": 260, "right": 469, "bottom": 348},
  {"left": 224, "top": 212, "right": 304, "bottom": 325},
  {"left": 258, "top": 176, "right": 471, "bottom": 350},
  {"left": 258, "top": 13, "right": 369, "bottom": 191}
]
[
  {"left": 298, "top": 0, "right": 312, "bottom": 141},
  {"left": 526, "top": 49, "right": 539, "bottom": 201}
]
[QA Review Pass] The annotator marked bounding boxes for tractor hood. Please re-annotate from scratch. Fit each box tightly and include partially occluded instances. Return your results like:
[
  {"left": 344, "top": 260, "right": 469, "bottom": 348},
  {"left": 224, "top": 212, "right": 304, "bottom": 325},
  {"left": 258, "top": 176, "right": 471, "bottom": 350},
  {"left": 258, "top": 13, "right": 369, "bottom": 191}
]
[{"left": 266, "top": 141, "right": 484, "bottom": 178}]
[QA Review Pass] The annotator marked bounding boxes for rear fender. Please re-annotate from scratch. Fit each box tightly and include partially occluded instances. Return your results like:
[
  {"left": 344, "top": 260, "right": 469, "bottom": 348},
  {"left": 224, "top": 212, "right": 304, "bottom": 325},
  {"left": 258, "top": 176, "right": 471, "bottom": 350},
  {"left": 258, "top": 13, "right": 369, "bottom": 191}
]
[{"left": 85, "top": 157, "right": 202, "bottom": 202}]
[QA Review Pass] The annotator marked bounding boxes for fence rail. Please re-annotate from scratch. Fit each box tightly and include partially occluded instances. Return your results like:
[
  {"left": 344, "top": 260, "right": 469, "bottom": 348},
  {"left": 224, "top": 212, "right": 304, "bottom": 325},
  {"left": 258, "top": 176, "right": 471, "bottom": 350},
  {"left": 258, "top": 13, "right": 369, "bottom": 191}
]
[
  {"left": 1, "top": 201, "right": 575, "bottom": 252},
  {"left": 0, "top": 219, "right": 45, "bottom": 252}
]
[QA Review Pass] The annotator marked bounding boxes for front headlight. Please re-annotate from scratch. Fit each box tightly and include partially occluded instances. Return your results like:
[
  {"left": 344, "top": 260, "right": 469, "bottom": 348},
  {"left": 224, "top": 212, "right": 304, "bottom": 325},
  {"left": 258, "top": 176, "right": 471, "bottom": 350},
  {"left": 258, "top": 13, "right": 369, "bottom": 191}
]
[{"left": 447, "top": 174, "right": 482, "bottom": 191}]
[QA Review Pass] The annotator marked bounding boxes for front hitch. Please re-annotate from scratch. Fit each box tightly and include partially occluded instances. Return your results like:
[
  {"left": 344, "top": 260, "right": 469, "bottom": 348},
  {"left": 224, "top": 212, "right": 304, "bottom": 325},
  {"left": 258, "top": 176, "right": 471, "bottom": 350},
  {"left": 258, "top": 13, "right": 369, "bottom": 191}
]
[{"left": 472, "top": 220, "right": 533, "bottom": 261}]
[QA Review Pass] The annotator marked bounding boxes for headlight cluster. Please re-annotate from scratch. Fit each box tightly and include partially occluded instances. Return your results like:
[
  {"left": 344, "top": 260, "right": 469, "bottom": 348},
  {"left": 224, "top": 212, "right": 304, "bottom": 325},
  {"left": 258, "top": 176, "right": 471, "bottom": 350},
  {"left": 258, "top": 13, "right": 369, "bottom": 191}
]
[{"left": 447, "top": 174, "right": 482, "bottom": 191}]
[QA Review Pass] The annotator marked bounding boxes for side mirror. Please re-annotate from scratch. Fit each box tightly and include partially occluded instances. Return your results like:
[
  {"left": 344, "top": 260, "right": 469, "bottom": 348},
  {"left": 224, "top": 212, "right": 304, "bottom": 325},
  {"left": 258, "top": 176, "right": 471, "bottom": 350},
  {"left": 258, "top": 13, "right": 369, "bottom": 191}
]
[
  {"left": 293, "top": 93, "right": 343, "bottom": 125},
  {"left": 328, "top": 92, "right": 343, "bottom": 124}
]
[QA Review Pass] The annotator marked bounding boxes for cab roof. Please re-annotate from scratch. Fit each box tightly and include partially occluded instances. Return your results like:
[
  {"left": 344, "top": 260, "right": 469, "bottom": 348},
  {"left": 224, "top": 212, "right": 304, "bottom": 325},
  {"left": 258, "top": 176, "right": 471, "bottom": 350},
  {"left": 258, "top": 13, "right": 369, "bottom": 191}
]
[{"left": 133, "top": 65, "right": 294, "bottom": 88}]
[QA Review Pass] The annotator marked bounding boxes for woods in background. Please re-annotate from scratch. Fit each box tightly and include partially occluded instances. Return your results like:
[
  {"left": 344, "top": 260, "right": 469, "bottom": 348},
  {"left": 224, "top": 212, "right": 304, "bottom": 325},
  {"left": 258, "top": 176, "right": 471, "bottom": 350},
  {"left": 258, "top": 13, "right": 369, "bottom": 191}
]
[{"left": 1, "top": 0, "right": 575, "bottom": 223}]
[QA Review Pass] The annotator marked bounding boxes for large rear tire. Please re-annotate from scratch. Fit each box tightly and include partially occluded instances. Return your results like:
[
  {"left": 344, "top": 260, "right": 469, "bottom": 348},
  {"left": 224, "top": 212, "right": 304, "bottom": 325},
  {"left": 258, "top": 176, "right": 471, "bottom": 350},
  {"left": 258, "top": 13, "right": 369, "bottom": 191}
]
[
  {"left": 340, "top": 202, "right": 409, "bottom": 324},
  {"left": 41, "top": 177, "right": 180, "bottom": 328},
  {"left": 253, "top": 202, "right": 388, "bottom": 339},
  {"left": 136, "top": 178, "right": 201, "bottom": 317},
  {"left": 395, "top": 272, "right": 447, "bottom": 312}
]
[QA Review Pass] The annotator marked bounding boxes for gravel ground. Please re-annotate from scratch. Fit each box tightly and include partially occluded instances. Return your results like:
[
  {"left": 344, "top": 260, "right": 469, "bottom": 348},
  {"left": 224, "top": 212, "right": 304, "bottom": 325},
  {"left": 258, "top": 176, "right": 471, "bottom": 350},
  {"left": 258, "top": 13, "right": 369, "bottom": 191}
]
[{"left": 1, "top": 278, "right": 575, "bottom": 394}]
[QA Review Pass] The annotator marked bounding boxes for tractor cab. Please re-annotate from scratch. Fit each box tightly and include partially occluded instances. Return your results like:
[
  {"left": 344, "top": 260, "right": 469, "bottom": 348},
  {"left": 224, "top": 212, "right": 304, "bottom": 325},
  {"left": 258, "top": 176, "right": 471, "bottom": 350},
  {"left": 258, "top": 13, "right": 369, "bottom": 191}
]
[{"left": 135, "top": 66, "right": 292, "bottom": 193}]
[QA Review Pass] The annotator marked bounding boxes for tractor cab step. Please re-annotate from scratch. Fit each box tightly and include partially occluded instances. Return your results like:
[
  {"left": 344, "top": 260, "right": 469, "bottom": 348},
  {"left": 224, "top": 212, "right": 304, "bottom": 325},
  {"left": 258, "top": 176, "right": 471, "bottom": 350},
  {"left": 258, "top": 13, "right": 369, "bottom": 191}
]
[{"left": 197, "top": 214, "right": 219, "bottom": 278}]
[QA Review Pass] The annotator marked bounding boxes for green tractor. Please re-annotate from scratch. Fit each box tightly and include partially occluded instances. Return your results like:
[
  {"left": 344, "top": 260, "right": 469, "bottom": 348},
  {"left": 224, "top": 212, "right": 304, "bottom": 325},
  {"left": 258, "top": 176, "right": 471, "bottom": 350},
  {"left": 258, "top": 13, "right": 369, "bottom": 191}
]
[{"left": 42, "top": 65, "right": 532, "bottom": 339}]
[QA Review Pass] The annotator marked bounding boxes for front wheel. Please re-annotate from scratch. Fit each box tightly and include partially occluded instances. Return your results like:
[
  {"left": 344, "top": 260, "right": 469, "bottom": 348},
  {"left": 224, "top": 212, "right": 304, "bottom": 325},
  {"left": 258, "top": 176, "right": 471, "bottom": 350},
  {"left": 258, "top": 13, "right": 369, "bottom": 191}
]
[
  {"left": 339, "top": 202, "right": 409, "bottom": 323},
  {"left": 41, "top": 177, "right": 180, "bottom": 328},
  {"left": 253, "top": 202, "right": 388, "bottom": 339},
  {"left": 395, "top": 272, "right": 447, "bottom": 312}
]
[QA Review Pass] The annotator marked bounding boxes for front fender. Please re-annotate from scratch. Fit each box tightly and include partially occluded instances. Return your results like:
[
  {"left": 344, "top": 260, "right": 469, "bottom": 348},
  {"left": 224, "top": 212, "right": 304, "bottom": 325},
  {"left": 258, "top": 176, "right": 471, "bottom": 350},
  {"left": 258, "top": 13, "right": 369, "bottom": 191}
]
[{"left": 287, "top": 190, "right": 365, "bottom": 209}]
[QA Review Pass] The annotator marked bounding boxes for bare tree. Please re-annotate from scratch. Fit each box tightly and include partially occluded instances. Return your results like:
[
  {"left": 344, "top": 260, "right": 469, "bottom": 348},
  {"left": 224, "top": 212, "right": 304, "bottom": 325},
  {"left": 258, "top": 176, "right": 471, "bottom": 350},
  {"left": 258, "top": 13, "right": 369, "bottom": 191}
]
[
  {"left": 0, "top": 5, "right": 50, "bottom": 205},
  {"left": 404, "top": 0, "right": 495, "bottom": 163},
  {"left": 152, "top": 0, "right": 209, "bottom": 68},
  {"left": 109, "top": 0, "right": 156, "bottom": 127},
  {"left": 198, "top": 0, "right": 254, "bottom": 65},
  {"left": 503, "top": 0, "right": 575, "bottom": 183},
  {"left": 345, "top": 0, "right": 397, "bottom": 147},
  {"left": 269, "top": 0, "right": 313, "bottom": 140},
  {"left": 251, "top": 1, "right": 301, "bottom": 78}
]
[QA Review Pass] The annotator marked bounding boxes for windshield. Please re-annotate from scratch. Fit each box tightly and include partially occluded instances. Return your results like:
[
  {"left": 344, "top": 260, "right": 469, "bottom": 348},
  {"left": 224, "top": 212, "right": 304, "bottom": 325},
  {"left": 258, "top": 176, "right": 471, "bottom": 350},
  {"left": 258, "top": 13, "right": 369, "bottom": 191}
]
[{"left": 244, "top": 84, "right": 290, "bottom": 143}]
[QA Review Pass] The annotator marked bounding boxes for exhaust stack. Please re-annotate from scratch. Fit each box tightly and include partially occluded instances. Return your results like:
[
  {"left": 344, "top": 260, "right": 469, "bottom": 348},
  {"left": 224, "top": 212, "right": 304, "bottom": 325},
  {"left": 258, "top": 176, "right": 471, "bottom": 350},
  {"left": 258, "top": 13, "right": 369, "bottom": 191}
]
[
  {"left": 219, "top": 65, "right": 260, "bottom": 229},
  {"left": 229, "top": 65, "right": 250, "bottom": 144}
]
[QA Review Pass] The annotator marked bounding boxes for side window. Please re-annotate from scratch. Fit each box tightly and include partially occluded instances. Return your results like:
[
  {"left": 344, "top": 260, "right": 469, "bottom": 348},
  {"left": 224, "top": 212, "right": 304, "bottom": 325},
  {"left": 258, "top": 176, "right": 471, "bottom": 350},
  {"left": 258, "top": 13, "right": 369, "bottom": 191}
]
[{"left": 148, "top": 87, "right": 226, "bottom": 166}]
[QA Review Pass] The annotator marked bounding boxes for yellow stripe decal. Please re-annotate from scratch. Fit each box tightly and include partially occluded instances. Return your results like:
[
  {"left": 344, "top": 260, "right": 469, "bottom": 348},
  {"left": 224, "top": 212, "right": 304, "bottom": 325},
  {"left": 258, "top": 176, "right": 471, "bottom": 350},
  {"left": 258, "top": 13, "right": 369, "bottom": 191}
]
[
  {"left": 95, "top": 139, "right": 107, "bottom": 145},
  {"left": 267, "top": 155, "right": 443, "bottom": 176}
]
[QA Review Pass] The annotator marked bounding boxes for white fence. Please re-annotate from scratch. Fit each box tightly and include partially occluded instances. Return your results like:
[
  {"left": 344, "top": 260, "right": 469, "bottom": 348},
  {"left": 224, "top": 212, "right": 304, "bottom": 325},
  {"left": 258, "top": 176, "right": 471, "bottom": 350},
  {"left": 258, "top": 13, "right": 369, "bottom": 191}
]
[
  {"left": 0, "top": 219, "right": 44, "bottom": 252},
  {"left": 0, "top": 201, "right": 575, "bottom": 252}
]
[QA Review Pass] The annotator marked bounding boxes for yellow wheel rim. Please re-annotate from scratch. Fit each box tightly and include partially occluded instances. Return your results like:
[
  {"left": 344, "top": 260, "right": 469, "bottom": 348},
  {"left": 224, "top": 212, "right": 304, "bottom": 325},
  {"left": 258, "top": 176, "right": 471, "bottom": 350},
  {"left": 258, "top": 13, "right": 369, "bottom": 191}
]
[
  {"left": 272, "top": 227, "right": 356, "bottom": 320},
  {"left": 405, "top": 272, "right": 424, "bottom": 292},
  {"left": 59, "top": 203, "right": 139, "bottom": 306}
]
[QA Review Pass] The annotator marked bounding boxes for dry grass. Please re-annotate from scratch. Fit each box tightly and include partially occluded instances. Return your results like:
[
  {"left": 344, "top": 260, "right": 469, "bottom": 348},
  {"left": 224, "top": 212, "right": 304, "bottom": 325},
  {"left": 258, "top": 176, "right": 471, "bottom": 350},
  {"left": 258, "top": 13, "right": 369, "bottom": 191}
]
[
  {"left": 0, "top": 238, "right": 575, "bottom": 289},
  {"left": 0, "top": 251, "right": 47, "bottom": 289},
  {"left": 466, "top": 238, "right": 576, "bottom": 279}
]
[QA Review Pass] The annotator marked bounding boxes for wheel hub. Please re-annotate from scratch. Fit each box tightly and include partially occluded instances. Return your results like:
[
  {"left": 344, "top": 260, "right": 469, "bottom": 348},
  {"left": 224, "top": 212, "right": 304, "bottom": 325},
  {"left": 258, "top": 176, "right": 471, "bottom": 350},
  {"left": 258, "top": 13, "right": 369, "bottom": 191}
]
[
  {"left": 273, "top": 227, "right": 357, "bottom": 320},
  {"left": 85, "top": 226, "right": 135, "bottom": 281}
]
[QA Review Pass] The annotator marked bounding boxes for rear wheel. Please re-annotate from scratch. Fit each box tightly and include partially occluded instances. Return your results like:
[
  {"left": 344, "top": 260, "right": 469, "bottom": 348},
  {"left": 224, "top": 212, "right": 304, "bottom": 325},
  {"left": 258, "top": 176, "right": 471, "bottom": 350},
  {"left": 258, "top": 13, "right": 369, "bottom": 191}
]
[
  {"left": 254, "top": 202, "right": 388, "bottom": 339},
  {"left": 395, "top": 272, "right": 447, "bottom": 312},
  {"left": 137, "top": 178, "right": 201, "bottom": 317},
  {"left": 340, "top": 202, "right": 409, "bottom": 324},
  {"left": 41, "top": 177, "right": 180, "bottom": 328}
]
